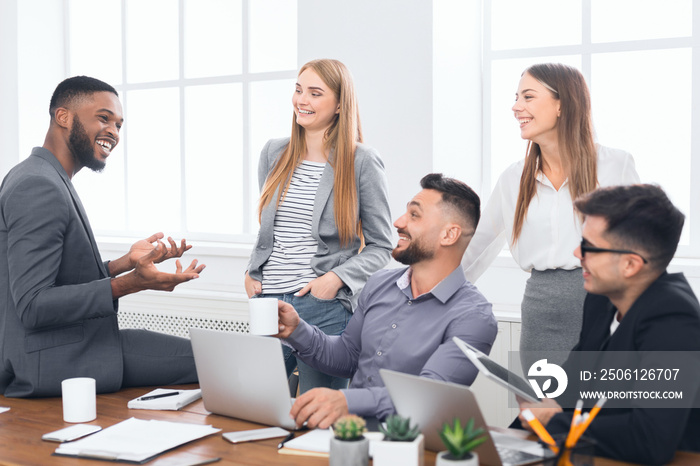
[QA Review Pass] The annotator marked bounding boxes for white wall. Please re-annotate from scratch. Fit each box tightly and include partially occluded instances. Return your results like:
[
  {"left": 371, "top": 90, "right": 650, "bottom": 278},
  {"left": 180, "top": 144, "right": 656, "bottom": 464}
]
[
  {"left": 0, "top": 0, "right": 65, "bottom": 170},
  {"left": 16, "top": 0, "right": 65, "bottom": 159},
  {"left": 298, "top": 0, "right": 434, "bottom": 227},
  {"left": 433, "top": 0, "right": 483, "bottom": 193},
  {"left": 0, "top": 0, "right": 19, "bottom": 176}
]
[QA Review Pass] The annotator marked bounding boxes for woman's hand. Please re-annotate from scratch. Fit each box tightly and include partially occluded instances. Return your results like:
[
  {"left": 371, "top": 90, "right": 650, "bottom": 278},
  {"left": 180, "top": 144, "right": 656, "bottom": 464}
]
[
  {"left": 244, "top": 272, "right": 262, "bottom": 298},
  {"left": 295, "top": 271, "right": 344, "bottom": 300}
]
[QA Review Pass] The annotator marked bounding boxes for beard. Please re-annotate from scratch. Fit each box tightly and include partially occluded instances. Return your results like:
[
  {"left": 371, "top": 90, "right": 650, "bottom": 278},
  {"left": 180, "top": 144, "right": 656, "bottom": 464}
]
[
  {"left": 69, "top": 116, "right": 105, "bottom": 172},
  {"left": 391, "top": 234, "right": 434, "bottom": 265}
]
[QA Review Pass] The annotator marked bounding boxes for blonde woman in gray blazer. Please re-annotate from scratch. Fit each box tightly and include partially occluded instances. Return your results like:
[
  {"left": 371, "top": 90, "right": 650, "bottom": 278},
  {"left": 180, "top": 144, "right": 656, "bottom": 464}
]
[{"left": 245, "top": 59, "right": 392, "bottom": 393}]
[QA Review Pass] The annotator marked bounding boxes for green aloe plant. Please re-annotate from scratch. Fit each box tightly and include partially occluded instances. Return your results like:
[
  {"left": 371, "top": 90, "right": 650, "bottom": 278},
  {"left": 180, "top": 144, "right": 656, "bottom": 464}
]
[
  {"left": 379, "top": 414, "right": 421, "bottom": 442},
  {"left": 333, "top": 414, "right": 367, "bottom": 441},
  {"left": 438, "top": 417, "right": 487, "bottom": 460}
]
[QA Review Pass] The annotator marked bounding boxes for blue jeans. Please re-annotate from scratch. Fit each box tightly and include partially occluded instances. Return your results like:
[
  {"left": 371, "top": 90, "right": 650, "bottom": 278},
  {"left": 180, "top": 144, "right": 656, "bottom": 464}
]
[{"left": 259, "top": 292, "right": 351, "bottom": 394}]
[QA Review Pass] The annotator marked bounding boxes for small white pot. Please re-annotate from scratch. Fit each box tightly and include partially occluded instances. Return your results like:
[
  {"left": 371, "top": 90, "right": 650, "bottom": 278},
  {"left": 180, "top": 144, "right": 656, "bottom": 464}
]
[
  {"left": 435, "top": 450, "right": 478, "bottom": 466},
  {"left": 371, "top": 433, "right": 425, "bottom": 466}
]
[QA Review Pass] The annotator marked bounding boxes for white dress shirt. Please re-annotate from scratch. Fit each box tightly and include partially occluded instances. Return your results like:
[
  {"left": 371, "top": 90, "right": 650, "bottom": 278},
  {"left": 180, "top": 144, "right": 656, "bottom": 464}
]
[{"left": 463, "top": 145, "right": 640, "bottom": 283}]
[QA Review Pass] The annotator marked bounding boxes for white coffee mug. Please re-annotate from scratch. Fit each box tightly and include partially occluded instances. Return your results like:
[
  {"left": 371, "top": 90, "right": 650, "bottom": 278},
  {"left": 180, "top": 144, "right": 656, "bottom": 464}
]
[
  {"left": 61, "top": 377, "right": 96, "bottom": 423},
  {"left": 248, "top": 298, "right": 279, "bottom": 335}
]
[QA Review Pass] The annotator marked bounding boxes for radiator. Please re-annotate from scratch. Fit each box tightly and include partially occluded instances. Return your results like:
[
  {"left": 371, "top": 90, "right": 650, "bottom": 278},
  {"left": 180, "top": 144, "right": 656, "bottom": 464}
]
[
  {"left": 116, "top": 291, "right": 251, "bottom": 338},
  {"left": 117, "top": 310, "right": 249, "bottom": 338}
]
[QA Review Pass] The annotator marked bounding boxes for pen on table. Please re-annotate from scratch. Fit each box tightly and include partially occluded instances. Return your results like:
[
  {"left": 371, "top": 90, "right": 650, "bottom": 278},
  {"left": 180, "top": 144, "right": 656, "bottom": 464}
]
[
  {"left": 277, "top": 432, "right": 295, "bottom": 449},
  {"left": 564, "top": 399, "right": 584, "bottom": 448},
  {"left": 521, "top": 409, "right": 558, "bottom": 452},
  {"left": 572, "top": 397, "right": 607, "bottom": 444},
  {"left": 139, "top": 391, "right": 180, "bottom": 401}
]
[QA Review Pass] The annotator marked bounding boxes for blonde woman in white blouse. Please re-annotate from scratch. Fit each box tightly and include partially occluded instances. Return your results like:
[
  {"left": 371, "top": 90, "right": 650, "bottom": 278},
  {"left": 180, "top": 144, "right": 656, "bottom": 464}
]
[{"left": 462, "top": 63, "right": 640, "bottom": 371}]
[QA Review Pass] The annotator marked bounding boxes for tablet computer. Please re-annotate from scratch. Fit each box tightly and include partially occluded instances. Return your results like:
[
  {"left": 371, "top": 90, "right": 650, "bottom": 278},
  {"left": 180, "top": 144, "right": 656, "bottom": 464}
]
[{"left": 452, "top": 336, "right": 540, "bottom": 403}]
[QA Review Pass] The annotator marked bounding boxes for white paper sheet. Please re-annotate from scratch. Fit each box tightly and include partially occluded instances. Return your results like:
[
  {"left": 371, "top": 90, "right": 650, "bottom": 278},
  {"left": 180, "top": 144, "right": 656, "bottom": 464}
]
[{"left": 54, "top": 417, "right": 220, "bottom": 462}]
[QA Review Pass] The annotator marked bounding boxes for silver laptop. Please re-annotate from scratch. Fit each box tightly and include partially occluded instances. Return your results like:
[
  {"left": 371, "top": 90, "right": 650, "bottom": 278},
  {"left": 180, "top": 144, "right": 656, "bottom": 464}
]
[
  {"left": 189, "top": 328, "right": 297, "bottom": 430},
  {"left": 380, "top": 369, "right": 554, "bottom": 466}
]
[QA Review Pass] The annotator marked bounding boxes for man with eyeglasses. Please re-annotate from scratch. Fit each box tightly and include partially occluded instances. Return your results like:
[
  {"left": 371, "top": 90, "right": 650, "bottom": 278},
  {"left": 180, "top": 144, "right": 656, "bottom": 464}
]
[{"left": 518, "top": 184, "right": 700, "bottom": 464}]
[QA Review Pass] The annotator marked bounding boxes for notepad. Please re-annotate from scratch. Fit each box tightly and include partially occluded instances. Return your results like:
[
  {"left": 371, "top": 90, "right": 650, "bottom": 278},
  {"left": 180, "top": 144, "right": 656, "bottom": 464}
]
[
  {"left": 278, "top": 428, "right": 384, "bottom": 458},
  {"left": 127, "top": 388, "right": 202, "bottom": 411},
  {"left": 0, "top": 407, "right": 9, "bottom": 414},
  {"left": 278, "top": 428, "right": 332, "bottom": 457},
  {"left": 54, "top": 417, "right": 220, "bottom": 463}
]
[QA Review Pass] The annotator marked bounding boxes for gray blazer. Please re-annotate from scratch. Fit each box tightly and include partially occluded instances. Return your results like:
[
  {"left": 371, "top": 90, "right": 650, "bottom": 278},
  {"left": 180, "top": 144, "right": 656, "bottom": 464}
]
[
  {"left": 0, "top": 147, "right": 123, "bottom": 397},
  {"left": 247, "top": 138, "right": 393, "bottom": 311}
]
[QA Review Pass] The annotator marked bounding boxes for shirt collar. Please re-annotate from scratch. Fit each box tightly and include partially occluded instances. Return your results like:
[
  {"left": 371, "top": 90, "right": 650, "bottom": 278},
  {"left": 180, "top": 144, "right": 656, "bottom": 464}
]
[
  {"left": 534, "top": 157, "right": 569, "bottom": 189},
  {"left": 396, "top": 265, "right": 467, "bottom": 303},
  {"left": 535, "top": 169, "right": 569, "bottom": 189}
]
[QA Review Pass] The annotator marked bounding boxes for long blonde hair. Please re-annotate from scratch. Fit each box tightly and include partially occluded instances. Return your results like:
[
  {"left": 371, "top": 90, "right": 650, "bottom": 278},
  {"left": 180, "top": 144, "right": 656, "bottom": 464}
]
[
  {"left": 258, "top": 59, "right": 363, "bottom": 246},
  {"left": 512, "top": 63, "right": 598, "bottom": 242}
]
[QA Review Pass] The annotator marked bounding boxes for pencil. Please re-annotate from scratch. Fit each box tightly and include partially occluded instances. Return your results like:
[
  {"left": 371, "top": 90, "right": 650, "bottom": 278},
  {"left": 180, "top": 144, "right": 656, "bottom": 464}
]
[
  {"left": 564, "top": 399, "right": 583, "bottom": 448},
  {"left": 572, "top": 397, "right": 607, "bottom": 444},
  {"left": 521, "top": 409, "right": 557, "bottom": 447}
]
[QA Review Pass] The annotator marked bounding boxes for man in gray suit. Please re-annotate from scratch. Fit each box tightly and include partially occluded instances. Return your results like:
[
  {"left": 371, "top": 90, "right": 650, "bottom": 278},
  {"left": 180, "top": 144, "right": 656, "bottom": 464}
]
[{"left": 0, "top": 76, "right": 205, "bottom": 397}]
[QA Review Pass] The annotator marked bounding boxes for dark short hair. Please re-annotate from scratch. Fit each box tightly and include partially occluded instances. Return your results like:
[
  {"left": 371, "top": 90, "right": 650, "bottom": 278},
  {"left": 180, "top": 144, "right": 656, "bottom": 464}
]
[
  {"left": 574, "top": 184, "right": 684, "bottom": 271},
  {"left": 49, "top": 76, "right": 118, "bottom": 118},
  {"left": 420, "top": 173, "right": 480, "bottom": 231}
]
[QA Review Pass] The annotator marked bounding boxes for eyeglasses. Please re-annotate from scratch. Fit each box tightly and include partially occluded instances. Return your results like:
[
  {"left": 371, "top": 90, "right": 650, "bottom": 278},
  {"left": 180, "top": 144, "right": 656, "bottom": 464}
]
[{"left": 580, "top": 239, "right": 648, "bottom": 264}]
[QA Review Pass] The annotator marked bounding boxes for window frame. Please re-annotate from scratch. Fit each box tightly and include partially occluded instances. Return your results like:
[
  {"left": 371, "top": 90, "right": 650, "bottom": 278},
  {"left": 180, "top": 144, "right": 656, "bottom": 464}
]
[
  {"left": 65, "top": 0, "right": 298, "bottom": 244},
  {"left": 481, "top": 0, "right": 700, "bottom": 258}
]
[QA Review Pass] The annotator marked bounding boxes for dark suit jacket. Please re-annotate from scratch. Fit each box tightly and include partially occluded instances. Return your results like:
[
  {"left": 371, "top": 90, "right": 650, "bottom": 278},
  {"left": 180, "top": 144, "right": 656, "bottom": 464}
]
[
  {"left": 547, "top": 272, "right": 700, "bottom": 465},
  {"left": 0, "top": 147, "right": 123, "bottom": 397}
]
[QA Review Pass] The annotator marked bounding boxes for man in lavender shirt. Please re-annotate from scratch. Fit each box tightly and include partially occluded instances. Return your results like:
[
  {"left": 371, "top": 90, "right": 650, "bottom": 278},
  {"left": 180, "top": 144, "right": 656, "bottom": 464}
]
[{"left": 275, "top": 173, "right": 498, "bottom": 429}]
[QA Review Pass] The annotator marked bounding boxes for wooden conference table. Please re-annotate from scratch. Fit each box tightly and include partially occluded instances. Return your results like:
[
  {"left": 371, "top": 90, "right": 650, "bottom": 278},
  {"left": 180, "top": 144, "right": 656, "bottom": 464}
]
[{"left": 1, "top": 384, "right": 699, "bottom": 465}]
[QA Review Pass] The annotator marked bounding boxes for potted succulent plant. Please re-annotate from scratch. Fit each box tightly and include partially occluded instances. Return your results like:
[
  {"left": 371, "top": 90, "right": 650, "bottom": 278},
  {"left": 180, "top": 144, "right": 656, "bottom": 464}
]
[
  {"left": 436, "top": 417, "right": 487, "bottom": 466},
  {"left": 373, "top": 414, "right": 425, "bottom": 466},
  {"left": 329, "top": 414, "right": 369, "bottom": 466}
]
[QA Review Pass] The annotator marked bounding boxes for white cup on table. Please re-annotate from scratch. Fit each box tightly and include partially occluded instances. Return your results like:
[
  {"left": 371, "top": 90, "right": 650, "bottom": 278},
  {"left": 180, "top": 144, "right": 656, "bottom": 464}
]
[{"left": 61, "top": 377, "right": 96, "bottom": 423}]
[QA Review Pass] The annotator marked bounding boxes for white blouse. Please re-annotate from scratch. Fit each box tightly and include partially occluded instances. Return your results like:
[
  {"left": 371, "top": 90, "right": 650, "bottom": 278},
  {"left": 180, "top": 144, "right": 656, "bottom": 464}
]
[{"left": 463, "top": 145, "right": 640, "bottom": 283}]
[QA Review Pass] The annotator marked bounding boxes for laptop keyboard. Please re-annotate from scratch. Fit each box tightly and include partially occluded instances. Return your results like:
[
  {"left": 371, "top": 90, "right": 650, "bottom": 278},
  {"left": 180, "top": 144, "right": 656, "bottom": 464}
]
[{"left": 497, "top": 445, "right": 544, "bottom": 465}]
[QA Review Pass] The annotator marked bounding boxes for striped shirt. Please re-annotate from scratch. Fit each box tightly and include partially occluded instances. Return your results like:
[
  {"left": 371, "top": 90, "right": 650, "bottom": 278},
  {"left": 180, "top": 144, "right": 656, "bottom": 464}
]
[{"left": 261, "top": 161, "right": 326, "bottom": 294}]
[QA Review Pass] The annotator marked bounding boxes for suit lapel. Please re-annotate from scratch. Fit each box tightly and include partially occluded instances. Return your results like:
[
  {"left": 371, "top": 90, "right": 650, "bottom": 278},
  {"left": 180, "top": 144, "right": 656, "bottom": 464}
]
[
  {"left": 311, "top": 160, "right": 334, "bottom": 238},
  {"left": 596, "top": 302, "right": 619, "bottom": 350},
  {"left": 32, "top": 149, "right": 108, "bottom": 278},
  {"left": 65, "top": 182, "right": 108, "bottom": 278}
]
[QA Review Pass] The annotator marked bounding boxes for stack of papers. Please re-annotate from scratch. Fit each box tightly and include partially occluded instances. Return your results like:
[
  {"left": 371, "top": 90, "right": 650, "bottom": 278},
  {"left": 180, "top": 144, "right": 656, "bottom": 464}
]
[
  {"left": 54, "top": 417, "right": 220, "bottom": 463},
  {"left": 127, "top": 388, "right": 202, "bottom": 411}
]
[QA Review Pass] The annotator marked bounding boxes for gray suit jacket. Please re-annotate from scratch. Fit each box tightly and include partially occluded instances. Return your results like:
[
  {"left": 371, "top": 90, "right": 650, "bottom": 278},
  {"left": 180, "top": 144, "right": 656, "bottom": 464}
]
[
  {"left": 247, "top": 138, "right": 393, "bottom": 311},
  {"left": 0, "top": 147, "right": 122, "bottom": 397}
]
